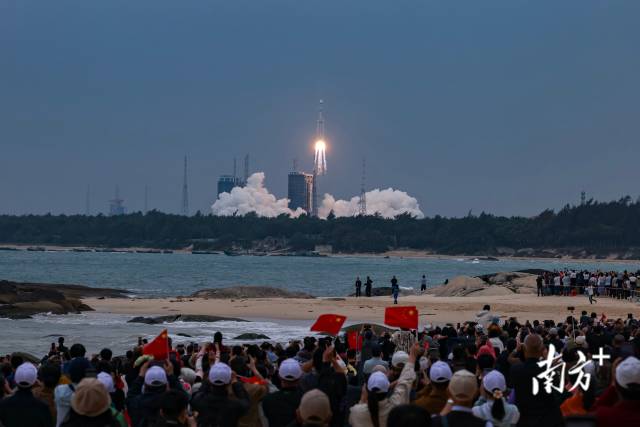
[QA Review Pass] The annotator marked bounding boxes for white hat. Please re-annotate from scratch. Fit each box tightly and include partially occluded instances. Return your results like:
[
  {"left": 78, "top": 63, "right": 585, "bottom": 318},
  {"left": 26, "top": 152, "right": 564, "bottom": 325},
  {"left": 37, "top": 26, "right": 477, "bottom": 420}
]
[
  {"left": 367, "top": 371, "right": 390, "bottom": 393},
  {"left": 209, "top": 362, "right": 232, "bottom": 385},
  {"left": 575, "top": 336, "right": 588, "bottom": 349},
  {"left": 482, "top": 370, "right": 506, "bottom": 392},
  {"left": 615, "top": 356, "right": 640, "bottom": 390},
  {"left": 391, "top": 351, "right": 409, "bottom": 368},
  {"left": 14, "top": 363, "right": 37, "bottom": 388},
  {"left": 279, "top": 358, "right": 303, "bottom": 381},
  {"left": 419, "top": 357, "right": 429, "bottom": 372},
  {"left": 429, "top": 361, "right": 452, "bottom": 383},
  {"left": 97, "top": 372, "right": 115, "bottom": 393},
  {"left": 144, "top": 366, "right": 168, "bottom": 387}
]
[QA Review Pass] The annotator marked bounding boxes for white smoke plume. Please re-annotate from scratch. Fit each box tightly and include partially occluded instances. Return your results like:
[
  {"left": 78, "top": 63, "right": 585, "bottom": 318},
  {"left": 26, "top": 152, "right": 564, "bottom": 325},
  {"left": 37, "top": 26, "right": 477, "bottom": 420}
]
[
  {"left": 318, "top": 188, "right": 424, "bottom": 219},
  {"left": 211, "top": 172, "right": 424, "bottom": 219},
  {"left": 212, "top": 173, "right": 305, "bottom": 217}
]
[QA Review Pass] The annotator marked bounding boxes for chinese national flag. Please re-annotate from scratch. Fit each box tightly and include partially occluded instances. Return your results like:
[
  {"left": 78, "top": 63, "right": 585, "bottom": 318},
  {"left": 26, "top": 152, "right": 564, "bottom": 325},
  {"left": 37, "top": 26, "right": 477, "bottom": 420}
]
[
  {"left": 310, "top": 314, "right": 347, "bottom": 336},
  {"left": 384, "top": 306, "right": 418, "bottom": 330},
  {"left": 239, "top": 376, "right": 267, "bottom": 385},
  {"left": 143, "top": 329, "right": 170, "bottom": 360},
  {"left": 347, "top": 331, "right": 363, "bottom": 350}
]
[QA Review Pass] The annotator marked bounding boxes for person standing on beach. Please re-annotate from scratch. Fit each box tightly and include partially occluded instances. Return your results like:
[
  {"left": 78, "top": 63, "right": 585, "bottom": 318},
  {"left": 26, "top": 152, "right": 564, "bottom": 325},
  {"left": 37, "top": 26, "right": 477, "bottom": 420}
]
[
  {"left": 391, "top": 276, "right": 399, "bottom": 304},
  {"left": 536, "top": 275, "right": 543, "bottom": 297},
  {"left": 365, "top": 276, "right": 373, "bottom": 297},
  {"left": 355, "top": 277, "right": 362, "bottom": 297},
  {"left": 420, "top": 275, "right": 427, "bottom": 292},
  {"left": 586, "top": 282, "right": 597, "bottom": 304}
]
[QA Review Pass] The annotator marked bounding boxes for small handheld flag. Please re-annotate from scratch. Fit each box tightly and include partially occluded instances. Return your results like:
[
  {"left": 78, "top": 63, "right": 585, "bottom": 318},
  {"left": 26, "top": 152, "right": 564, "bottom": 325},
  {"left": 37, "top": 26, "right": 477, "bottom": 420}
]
[
  {"left": 384, "top": 306, "right": 418, "bottom": 330},
  {"left": 310, "top": 314, "right": 347, "bottom": 336},
  {"left": 143, "top": 329, "right": 170, "bottom": 360}
]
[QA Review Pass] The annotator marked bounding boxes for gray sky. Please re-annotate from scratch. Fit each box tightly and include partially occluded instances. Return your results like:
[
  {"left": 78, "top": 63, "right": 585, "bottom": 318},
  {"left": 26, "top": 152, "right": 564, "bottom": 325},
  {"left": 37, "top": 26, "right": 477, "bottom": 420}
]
[{"left": 2, "top": 1, "right": 639, "bottom": 217}]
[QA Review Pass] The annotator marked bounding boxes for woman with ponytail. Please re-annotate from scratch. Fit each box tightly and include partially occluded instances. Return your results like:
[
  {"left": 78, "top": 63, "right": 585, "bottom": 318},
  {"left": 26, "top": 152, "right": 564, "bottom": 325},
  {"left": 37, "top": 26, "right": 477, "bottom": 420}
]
[
  {"left": 472, "top": 370, "right": 520, "bottom": 427},
  {"left": 348, "top": 344, "right": 419, "bottom": 427}
]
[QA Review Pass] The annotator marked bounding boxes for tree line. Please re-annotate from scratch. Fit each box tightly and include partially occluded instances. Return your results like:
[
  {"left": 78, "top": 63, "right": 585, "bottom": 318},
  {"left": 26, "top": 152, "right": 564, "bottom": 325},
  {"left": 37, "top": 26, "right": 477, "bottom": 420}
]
[{"left": 1, "top": 198, "right": 640, "bottom": 255}]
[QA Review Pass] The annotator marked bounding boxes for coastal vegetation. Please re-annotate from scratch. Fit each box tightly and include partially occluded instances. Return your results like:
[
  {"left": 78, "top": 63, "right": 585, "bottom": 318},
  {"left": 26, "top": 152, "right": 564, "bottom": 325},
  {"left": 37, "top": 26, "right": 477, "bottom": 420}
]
[{"left": 1, "top": 197, "right": 640, "bottom": 257}]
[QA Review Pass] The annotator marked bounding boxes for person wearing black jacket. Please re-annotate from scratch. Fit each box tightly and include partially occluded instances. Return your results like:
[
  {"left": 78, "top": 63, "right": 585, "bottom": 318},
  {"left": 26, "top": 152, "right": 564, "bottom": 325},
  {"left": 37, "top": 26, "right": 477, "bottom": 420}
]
[
  {"left": 190, "top": 362, "right": 250, "bottom": 427},
  {"left": 0, "top": 362, "right": 53, "bottom": 427},
  {"left": 126, "top": 361, "right": 187, "bottom": 427},
  {"left": 262, "top": 359, "right": 304, "bottom": 427},
  {"left": 510, "top": 334, "right": 564, "bottom": 427}
]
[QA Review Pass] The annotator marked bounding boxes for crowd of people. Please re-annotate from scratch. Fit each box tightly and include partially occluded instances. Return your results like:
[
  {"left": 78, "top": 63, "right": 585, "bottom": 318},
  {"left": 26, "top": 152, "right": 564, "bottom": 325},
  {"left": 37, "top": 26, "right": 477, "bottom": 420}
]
[
  {"left": 0, "top": 305, "right": 639, "bottom": 427},
  {"left": 535, "top": 270, "right": 640, "bottom": 302}
]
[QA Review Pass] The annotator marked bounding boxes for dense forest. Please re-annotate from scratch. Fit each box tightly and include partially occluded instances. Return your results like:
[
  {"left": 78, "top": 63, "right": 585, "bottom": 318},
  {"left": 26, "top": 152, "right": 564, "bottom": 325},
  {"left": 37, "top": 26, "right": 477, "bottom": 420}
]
[{"left": 1, "top": 198, "right": 640, "bottom": 256}]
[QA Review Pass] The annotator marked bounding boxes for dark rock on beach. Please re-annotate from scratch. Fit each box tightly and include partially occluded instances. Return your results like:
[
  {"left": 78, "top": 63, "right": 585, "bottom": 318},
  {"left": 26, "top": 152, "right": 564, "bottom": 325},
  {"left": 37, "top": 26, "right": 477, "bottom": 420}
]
[
  {"left": 127, "top": 314, "right": 248, "bottom": 324},
  {"left": 190, "top": 286, "right": 314, "bottom": 299},
  {"left": 233, "top": 333, "right": 271, "bottom": 340},
  {"left": 0, "top": 280, "right": 127, "bottom": 319}
]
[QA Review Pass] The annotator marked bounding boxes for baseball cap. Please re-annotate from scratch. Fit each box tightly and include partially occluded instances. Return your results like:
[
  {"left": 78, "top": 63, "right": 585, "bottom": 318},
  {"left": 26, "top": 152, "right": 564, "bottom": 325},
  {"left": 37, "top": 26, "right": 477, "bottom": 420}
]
[
  {"left": 367, "top": 371, "right": 390, "bottom": 393},
  {"left": 429, "top": 361, "right": 452, "bottom": 383},
  {"left": 71, "top": 378, "right": 111, "bottom": 417},
  {"left": 278, "top": 358, "right": 302, "bottom": 381},
  {"left": 299, "top": 389, "right": 332, "bottom": 423},
  {"left": 97, "top": 372, "right": 115, "bottom": 393},
  {"left": 482, "top": 370, "right": 506, "bottom": 392},
  {"left": 144, "top": 366, "right": 168, "bottom": 387},
  {"left": 448, "top": 369, "right": 478, "bottom": 400},
  {"left": 615, "top": 356, "right": 640, "bottom": 390},
  {"left": 391, "top": 351, "right": 409, "bottom": 368},
  {"left": 14, "top": 363, "right": 38, "bottom": 388},
  {"left": 209, "top": 362, "right": 232, "bottom": 385}
]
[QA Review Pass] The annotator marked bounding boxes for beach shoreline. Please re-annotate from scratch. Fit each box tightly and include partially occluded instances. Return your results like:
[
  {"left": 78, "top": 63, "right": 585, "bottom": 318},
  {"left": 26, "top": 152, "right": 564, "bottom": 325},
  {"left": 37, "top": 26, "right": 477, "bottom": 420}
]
[
  {"left": 83, "top": 293, "right": 639, "bottom": 327},
  {"left": 3, "top": 243, "right": 640, "bottom": 264}
]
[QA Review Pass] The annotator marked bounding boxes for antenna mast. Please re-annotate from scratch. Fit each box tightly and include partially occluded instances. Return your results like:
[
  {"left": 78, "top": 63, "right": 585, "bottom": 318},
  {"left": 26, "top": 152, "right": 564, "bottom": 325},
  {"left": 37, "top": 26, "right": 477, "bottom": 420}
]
[
  {"left": 181, "top": 156, "right": 189, "bottom": 216},
  {"left": 359, "top": 157, "right": 367, "bottom": 216},
  {"left": 85, "top": 185, "right": 91, "bottom": 216}
]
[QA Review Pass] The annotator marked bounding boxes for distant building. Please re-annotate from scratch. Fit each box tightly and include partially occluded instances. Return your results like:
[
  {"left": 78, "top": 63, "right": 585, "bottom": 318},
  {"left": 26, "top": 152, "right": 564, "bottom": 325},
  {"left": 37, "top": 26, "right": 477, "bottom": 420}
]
[
  {"left": 288, "top": 171, "right": 314, "bottom": 213},
  {"left": 109, "top": 186, "right": 126, "bottom": 216},
  {"left": 217, "top": 175, "right": 240, "bottom": 196}
]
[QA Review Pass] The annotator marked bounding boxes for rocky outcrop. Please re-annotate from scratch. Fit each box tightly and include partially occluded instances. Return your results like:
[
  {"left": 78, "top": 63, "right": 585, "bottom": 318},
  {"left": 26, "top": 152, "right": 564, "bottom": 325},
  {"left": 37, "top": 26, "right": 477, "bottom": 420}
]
[
  {"left": 233, "top": 333, "right": 270, "bottom": 340},
  {"left": 0, "top": 280, "right": 127, "bottom": 319},
  {"left": 190, "top": 286, "right": 314, "bottom": 299},
  {"left": 427, "top": 272, "right": 537, "bottom": 297},
  {"left": 127, "top": 314, "right": 247, "bottom": 324}
]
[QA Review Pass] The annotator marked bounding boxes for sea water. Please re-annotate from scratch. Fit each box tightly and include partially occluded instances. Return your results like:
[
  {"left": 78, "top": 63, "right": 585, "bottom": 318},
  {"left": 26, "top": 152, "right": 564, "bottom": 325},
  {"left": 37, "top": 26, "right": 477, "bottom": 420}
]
[{"left": 1, "top": 251, "right": 637, "bottom": 355}]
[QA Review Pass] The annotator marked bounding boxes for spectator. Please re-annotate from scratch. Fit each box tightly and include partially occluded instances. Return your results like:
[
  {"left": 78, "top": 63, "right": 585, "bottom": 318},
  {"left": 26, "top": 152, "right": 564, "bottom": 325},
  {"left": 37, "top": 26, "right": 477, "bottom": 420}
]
[
  {"left": 595, "top": 356, "right": 640, "bottom": 426},
  {"left": 60, "top": 378, "right": 120, "bottom": 427},
  {"left": 510, "top": 334, "right": 564, "bottom": 427},
  {"left": 262, "top": 359, "right": 303, "bottom": 427},
  {"left": 472, "top": 370, "right": 520, "bottom": 427},
  {"left": 348, "top": 345, "right": 418, "bottom": 427},
  {"left": 0, "top": 362, "right": 53, "bottom": 427},
  {"left": 432, "top": 369, "right": 485, "bottom": 427},
  {"left": 414, "top": 361, "right": 452, "bottom": 415},
  {"left": 190, "top": 362, "right": 250, "bottom": 427},
  {"left": 387, "top": 404, "right": 431, "bottom": 427}
]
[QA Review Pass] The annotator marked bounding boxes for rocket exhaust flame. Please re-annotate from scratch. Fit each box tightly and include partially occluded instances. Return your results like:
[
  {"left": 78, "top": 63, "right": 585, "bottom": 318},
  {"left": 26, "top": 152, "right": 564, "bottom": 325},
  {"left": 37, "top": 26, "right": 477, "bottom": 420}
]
[{"left": 314, "top": 139, "right": 327, "bottom": 175}]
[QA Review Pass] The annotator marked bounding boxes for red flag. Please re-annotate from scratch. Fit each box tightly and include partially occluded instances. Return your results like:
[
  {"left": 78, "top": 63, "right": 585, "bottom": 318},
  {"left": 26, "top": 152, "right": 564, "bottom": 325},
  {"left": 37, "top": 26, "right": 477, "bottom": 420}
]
[
  {"left": 347, "top": 331, "right": 363, "bottom": 349},
  {"left": 143, "top": 329, "right": 170, "bottom": 360},
  {"left": 239, "top": 375, "right": 267, "bottom": 385},
  {"left": 384, "top": 306, "right": 418, "bottom": 330},
  {"left": 310, "top": 314, "right": 347, "bottom": 336}
]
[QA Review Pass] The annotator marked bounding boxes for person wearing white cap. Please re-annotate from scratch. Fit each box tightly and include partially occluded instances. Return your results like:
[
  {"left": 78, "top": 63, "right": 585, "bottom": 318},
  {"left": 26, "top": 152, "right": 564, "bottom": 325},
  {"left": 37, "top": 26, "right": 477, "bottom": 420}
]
[
  {"left": 472, "top": 370, "right": 520, "bottom": 427},
  {"left": 190, "top": 362, "right": 251, "bottom": 426},
  {"left": 0, "top": 363, "right": 53, "bottom": 427},
  {"left": 595, "top": 356, "right": 640, "bottom": 425},
  {"left": 433, "top": 369, "right": 488, "bottom": 427},
  {"left": 263, "top": 359, "right": 304, "bottom": 427},
  {"left": 126, "top": 360, "right": 185, "bottom": 427},
  {"left": 348, "top": 343, "right": 418, "bottom": 427},
  {"left": 414, "top": 360, "right": 452, "bottom": 416}
]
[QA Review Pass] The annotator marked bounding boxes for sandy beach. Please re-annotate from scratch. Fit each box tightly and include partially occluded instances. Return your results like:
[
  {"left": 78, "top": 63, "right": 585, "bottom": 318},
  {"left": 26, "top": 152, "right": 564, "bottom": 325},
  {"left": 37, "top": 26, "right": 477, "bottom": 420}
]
[{"left": 84, "top": 293, "right": 640, "bottom": 326}]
